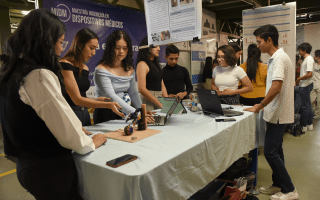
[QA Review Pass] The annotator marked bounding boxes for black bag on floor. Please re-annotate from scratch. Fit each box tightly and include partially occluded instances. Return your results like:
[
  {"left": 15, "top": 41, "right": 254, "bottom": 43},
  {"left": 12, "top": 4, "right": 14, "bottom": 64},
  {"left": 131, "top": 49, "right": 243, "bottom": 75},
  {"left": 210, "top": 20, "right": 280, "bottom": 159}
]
[
  {"left": 217, "top": 157, "right": 248, "bottom": 181},
  {"left": 287, "top": 114, "right": 304, "bottom": 136}
]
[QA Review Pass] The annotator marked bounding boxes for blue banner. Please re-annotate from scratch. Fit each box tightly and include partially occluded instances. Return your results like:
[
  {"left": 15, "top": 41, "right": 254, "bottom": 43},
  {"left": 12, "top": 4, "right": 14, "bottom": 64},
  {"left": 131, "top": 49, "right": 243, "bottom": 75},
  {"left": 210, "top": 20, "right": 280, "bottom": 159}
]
[{"left": 43, "top": 0, "right": 147, "bottom": 86}]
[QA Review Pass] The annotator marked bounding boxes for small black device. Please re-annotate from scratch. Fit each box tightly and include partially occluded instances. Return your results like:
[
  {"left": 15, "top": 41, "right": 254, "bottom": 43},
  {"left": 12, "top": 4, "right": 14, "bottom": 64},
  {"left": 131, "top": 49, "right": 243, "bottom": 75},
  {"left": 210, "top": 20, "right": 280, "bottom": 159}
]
[
  {"left": 106, "top": 154, "right": 137, "bottom": 168},
  {"left": 215, "top": 118, "right": 236, "bottom": 122}
]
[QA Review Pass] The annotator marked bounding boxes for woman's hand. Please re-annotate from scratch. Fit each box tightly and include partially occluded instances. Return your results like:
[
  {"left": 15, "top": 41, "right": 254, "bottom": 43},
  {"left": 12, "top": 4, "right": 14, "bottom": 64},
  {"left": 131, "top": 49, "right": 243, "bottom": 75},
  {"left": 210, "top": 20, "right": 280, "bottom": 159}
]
[
  {"left": 221, "top": 89, "right": 235, "bottom": 96},
  {"left": 82, "top": 127, "right": 93, "bottom": 135},
  {"left": 92, "top": 133, "right": 108, "bottom": 149},
  {"left": 96, "top": 97, "right": 111, "bottom": 101},
  {"left": 108, "top": 102, "right": 125, "bottom": 118},
  {"left": 146, "top": 110, "right": 156, "bottom": 123}
]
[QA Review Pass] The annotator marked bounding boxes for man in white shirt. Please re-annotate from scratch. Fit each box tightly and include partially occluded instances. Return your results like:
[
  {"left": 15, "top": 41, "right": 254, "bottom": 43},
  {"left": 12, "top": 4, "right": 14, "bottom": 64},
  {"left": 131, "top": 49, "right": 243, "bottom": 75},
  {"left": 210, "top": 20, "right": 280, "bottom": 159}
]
[
  {"left": 244, "top": 24, "right": 298, "bottom": 200},
  {"left": 311, "top": 50, "right": 320, "bottom": 119},
  {"left": 297, "top": 42, "right": 314, "bottom": 131}
]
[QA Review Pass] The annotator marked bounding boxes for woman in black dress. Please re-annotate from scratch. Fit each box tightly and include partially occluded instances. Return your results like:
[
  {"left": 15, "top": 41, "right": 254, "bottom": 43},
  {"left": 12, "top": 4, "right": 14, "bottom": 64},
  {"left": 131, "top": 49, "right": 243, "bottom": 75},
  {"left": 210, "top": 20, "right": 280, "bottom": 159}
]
[
  {"left": 136, "top": 37, "right": 168, "bottom": 110},
  {"left": 60, "top": 28, "right": 124, "bottom": 128}
]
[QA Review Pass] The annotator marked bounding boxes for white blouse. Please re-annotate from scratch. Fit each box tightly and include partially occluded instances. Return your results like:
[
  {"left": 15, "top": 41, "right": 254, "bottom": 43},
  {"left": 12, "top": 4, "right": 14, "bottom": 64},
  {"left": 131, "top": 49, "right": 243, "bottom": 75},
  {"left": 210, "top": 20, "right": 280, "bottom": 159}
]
[{"left": 18, "top": 69, "right": 95, "bottom": 154}]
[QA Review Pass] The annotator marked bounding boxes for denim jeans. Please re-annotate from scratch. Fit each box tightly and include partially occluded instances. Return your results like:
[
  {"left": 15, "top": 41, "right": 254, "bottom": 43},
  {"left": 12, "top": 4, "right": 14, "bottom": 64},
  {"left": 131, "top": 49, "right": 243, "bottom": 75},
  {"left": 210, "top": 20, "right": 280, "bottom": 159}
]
[
  {"left": 299, "top": 83, "right": 313, "bottom": 127},
  {"left": 264, "top": 122, "right": 295, "bottom": 193}
]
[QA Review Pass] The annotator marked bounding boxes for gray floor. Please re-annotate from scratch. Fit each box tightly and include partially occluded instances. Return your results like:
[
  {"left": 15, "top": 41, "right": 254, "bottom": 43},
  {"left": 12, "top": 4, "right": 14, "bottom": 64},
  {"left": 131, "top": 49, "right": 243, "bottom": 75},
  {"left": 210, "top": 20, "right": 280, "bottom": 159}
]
[{"left": 0, "top": 120, "right": 319, "bottom": 200}]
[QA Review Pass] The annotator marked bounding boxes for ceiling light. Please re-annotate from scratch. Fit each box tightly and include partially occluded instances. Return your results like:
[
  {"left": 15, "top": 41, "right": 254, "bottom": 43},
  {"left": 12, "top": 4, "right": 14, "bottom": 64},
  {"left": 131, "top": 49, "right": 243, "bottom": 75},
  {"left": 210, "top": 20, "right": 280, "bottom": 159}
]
[{"left": 21, "top": 10, "right": 31, "bottom": 15}]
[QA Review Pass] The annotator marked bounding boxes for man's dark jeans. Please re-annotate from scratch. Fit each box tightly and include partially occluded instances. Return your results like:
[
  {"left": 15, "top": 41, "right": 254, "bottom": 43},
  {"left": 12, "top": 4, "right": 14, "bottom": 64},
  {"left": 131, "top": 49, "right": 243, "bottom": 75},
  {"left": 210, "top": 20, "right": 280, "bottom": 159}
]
[
  {"left": 264, "top": 122, "right": 295, "bottom": 193},
  {"left": 300, "top": 83, "right": 313, "bottom": 127}
]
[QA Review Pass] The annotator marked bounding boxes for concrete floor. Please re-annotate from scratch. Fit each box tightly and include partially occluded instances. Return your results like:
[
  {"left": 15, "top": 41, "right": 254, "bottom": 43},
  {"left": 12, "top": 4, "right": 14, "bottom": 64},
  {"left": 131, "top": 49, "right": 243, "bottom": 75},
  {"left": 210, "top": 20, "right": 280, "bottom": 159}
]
[{"left": 0, "top": 120, "right": 319, "bottom": 200}]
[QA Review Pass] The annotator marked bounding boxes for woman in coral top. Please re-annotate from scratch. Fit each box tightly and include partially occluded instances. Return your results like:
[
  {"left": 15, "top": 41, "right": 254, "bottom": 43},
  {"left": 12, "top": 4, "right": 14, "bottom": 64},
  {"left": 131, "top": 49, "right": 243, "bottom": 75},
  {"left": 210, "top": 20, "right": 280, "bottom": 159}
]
[{"left": 239, "top": 44, "right": 267, "bottom": 106}]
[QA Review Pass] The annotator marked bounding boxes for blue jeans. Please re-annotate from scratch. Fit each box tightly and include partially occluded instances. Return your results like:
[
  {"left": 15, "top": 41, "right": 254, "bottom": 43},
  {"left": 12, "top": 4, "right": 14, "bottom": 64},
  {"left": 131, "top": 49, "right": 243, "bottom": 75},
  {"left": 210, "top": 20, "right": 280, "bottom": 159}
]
[
  {"left": 264, "top": 122, "right": 295, "bottom": 193},
  {"left": 300, "top": 83, "right": 313, "bottom": 127}
]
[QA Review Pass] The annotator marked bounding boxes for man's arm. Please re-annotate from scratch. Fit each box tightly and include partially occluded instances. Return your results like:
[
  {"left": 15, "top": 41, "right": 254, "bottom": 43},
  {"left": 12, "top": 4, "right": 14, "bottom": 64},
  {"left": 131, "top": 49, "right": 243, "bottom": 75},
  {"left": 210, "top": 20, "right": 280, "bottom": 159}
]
[
  {"left": 296, "top": 71, "right": 312, "bottom": 86},
  {"left": 183, "top": 68, "right": 193, "bottom": 94},
  {"left": 244, "top": 80, "right": 282, "bottom": 113}
]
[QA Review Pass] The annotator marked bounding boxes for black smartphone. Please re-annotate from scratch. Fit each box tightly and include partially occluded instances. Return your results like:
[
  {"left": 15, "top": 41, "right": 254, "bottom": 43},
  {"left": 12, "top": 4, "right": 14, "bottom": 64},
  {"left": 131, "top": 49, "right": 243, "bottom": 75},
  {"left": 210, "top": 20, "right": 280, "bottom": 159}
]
[
  {"left": 106, "top": 154, "right": 138, "bottom": 168},
  {"left": 215, "top": 118, "right": 236, "bottom": 122}
]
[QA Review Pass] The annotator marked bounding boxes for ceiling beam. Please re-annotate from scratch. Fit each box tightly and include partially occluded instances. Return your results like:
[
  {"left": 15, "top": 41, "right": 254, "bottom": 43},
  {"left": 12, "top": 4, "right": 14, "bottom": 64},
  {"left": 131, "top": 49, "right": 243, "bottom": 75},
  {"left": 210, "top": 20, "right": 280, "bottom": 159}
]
[
  {"left": 203, "top": 0, "right": 243, "bottom": 7},
  {"left": 111, "top": 0, "right": 120, "bottom": 5},
  {"left": 135, "top": 0, "right": 144, "bottom": 11},
  {"left": 0, "top": 1, "right": 34, "bottom": 10}
]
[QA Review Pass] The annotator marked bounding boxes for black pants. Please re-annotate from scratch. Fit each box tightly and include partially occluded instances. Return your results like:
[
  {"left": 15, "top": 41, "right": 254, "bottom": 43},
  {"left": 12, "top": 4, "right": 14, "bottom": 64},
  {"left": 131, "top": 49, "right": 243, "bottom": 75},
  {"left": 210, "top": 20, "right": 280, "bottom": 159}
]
[
  {"left": 71, "top": 107, "right": 91, "bottom": 126},
  {"left": 239, "top": 96, "right": 264, "bottom": 106},
  {"left": 16, "top": 153, "right": 83, "bottom": 200},
  {"left": 93, "top": 108, "right": 122, "bottom": 124}
]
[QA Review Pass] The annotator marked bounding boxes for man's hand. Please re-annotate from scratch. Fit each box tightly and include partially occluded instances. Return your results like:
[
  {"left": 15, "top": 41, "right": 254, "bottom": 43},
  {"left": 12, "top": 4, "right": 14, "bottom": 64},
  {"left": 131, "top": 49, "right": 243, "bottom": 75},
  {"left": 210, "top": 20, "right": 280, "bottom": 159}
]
[
  {"left": 295, "top": 79, "right": 300, "bottom": 87},
  {"left": 92, "top": 133, "right": 107, "bottom": 148},
  {"left": 146, "top": 110, "right": 155, "bottom": 123},
  {"left": 168, "top": 94, "right": 176, "bottom": 97},
  {"left": 176, "top": 91, "right": 187, "bottom": 99},
  {"left": 96, "top": 97, "right": 111, "bottom": 101},
  {"left": 243, "top": 104, "right": 261, "bottom": 113},
  {"left": 109, "top": 102, "right": 125, "bottom": 118}
]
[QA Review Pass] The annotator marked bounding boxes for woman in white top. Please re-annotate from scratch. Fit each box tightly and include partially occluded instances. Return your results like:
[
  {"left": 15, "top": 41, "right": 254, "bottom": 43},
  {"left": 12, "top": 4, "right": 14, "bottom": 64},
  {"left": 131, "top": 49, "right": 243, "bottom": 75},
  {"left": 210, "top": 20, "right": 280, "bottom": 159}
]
[
  {"left": 211, "top": 45, "right": 253, "bottom": 97},
  {"left": 0, "top": 9, "right": 107, "bottom": 200}
]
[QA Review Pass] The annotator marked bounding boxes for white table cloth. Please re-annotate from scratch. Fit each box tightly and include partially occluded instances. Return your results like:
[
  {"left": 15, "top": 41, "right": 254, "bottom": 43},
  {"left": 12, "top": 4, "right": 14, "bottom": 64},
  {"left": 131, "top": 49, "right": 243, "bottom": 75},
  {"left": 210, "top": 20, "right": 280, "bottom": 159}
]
[{"left": 73, "top": 105, "right": 256, "bottom": 200}]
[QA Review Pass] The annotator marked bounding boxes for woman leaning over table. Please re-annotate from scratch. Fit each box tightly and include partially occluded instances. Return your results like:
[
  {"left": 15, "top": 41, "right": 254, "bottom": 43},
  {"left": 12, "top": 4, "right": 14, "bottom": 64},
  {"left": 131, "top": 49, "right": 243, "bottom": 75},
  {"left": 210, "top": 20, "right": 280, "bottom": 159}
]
[
  {"left": 0, "top": 9, "right": 107, "bottom": 200},
  {"left": 211, "top": 45, "right": 253, "bottom": 103},
  {"left": 239, "top": 43, "right": 267, "bottom": 106},
  {"left": 60, "top": 28, "right": 124, "bottom": 131},
  {"left": 136, "top": 37, "right": 168, "bottom": 111},
  {"left": 93, "top": 30, "right": 154, "bottom": 124}
]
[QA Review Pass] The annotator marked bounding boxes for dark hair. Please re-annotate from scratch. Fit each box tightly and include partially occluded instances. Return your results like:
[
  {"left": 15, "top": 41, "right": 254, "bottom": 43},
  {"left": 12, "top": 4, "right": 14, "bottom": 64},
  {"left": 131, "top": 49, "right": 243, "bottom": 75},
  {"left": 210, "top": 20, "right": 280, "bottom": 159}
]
[
  {"left": 253, "top": 24, "right": 279, "bottom": 46},
  {"left": 315, "top": 50, "right": 320, "bottom": 58},
  {"left": 213, "top": 58, "right": 218, "bottom": 65},
  {"left": 246, "top": 44, "right": 262, "bottom": 83},
  {"left": 203, "top": 56, "right": 213, "bottom": 73},
  {"left": 98, "top": 30, "right": 133, "bottom": 71},
  {"left": 0, "top": 8, "right": 66, "bottom": 94},
  {"left": 231, "top": 44, "right": 242, "bottom": 53},
  {"left": 298, "top": 42, "right": 312, "bottom": 54},
  {"left": 136, "top": 37, "right": 161, "bottom": 71},
  {"left": 165, "top": 45, "right": 179, "bottom": 56},
  {"left": 61, "top": 28, "right": 98, "bottom": 74},
  {"left": 296, "top": 54, "right": 300, "bottom": 64},
  {"left": 216, "top": 45, "right": 237, "bottom": 67}
]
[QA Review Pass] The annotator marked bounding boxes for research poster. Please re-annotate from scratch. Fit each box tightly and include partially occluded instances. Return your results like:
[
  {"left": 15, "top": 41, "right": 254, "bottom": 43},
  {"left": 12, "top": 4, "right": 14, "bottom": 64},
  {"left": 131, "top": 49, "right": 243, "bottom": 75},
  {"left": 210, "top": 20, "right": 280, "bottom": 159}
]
[
  {"left": 144, "top": 0, "right": 202, "bottom": 46},
  {"left": 242, "top": 2, "right": 296, "bottom": 65},
  {"left": 43, "top": 0, "right": 147, "bottom": 92},
  {"left": 191, "top": 40, "right": 207, "bottom": 85}
]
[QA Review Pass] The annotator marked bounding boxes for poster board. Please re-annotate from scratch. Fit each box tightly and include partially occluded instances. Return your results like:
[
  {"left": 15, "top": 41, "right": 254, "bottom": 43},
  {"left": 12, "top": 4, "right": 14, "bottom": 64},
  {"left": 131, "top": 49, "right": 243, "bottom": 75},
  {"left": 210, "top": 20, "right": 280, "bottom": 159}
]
[
  {"left": 242, "top": 2, "right": 296, "bottom": 66},
  {"left": 144, "top": 0, "right": 202, "bottom": 46}
]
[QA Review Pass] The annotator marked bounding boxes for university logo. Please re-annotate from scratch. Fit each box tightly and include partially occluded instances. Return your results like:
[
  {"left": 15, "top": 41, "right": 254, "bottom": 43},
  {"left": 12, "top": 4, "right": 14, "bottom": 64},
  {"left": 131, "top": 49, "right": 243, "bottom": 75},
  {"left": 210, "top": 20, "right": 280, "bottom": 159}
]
[{"left": 51, "top": 4, "right": 71, "bottom": 22}]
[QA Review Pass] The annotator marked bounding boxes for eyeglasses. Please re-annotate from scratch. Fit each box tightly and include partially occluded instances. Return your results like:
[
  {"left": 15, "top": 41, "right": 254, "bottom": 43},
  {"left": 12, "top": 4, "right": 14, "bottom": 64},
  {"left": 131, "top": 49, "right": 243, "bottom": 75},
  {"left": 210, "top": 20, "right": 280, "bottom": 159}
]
[
  {"left": 216, "top": 56, "right": 225, "bottom": 60},
  {"left": 59, "top": 39, "right": 68, "bottom": 51}
]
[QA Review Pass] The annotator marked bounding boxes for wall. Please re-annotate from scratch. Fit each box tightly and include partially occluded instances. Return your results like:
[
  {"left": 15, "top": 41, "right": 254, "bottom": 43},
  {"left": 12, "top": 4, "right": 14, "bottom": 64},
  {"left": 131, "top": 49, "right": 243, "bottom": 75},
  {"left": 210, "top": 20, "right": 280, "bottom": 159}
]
[{"left": 302, "top": 23, "right": 320, "bottom": 55}]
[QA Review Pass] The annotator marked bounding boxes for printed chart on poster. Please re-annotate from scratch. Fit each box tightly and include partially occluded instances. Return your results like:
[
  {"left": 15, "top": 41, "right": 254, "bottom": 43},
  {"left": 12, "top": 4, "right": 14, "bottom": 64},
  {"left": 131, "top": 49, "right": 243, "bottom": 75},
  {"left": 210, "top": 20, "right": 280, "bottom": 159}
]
[
  {"left": 191, "top": 40, "right": 207, "bottom": 85},
  {"left": 144, "top": 0, "right": 202, "bottom": 46},
  {"left": 242, "top": 2, "right": 296, "bottom": 65}
]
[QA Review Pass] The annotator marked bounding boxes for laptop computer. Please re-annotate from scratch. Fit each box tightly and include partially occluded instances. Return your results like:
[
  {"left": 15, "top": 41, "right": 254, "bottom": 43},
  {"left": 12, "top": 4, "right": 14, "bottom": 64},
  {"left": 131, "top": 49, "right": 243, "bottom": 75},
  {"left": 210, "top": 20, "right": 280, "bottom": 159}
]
[
  {"left": 148, "top": 98, "right": 179, "bottom": 126},
  {"left": 158, "top": 97, "right": 187, "bottom": 114},
  {"left": 196, "top": 89, "right": 244, "bottom": 117}
]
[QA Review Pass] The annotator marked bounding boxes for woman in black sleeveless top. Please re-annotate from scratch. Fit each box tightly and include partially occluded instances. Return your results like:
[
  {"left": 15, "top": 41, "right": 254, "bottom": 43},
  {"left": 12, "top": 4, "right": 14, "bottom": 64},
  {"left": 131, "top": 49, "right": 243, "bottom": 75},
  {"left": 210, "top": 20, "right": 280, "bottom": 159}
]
[
  {"left": 136, "top": 37, "right": 168, "bottom": 110},
  {"left": 60, "top": 28, "right": 124, "bottom": 128}
]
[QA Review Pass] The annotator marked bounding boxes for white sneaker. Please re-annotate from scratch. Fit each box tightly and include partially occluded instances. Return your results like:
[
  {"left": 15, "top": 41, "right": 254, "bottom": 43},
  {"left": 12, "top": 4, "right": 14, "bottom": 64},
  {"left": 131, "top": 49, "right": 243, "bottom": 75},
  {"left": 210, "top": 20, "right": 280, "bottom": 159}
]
[
  {"left": 270, "top": 188, "right": 299, "bottom": 200},
  {"left": 301, "top": 126, "right": 307, "bottom": 132},
  {"left": 259, "top": 185, "right": 281, "bottom": 195},
  {"left": 307, "top": 124, "right": 313, "bottom": 131}
]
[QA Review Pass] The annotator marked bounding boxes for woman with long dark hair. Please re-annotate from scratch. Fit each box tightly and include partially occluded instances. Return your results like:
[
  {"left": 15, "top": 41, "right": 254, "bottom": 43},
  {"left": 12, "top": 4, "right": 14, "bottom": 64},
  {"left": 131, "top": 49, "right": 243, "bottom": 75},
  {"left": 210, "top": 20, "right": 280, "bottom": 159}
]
[
  {"left": 239, "top": 43, "right": 267, "bottom": 106},
  {"left": 93, "top": 31, "right": 154, "bottom": 123},
  {"left": 202, "top": 57, "right": 218, "bottom": 89},
  {"left": 211, "top": 45, "right": 253, "bottom": 104},
  {"left": 136, "top": 37, "right": 168, "bottom": 110},
  {"left": 0, "top": 9, "right": 107, "bottom": 200},
  {"left": 60, "top": 28, "right": 124, "bottom": 128}
]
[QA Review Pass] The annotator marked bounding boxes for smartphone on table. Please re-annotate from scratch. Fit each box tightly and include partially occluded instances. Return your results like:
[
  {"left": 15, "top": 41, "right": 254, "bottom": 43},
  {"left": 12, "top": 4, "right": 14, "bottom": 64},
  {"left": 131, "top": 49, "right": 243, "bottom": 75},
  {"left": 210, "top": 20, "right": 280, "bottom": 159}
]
[{"left": 106, "top": 154, "right": 138, "bottom": 168}]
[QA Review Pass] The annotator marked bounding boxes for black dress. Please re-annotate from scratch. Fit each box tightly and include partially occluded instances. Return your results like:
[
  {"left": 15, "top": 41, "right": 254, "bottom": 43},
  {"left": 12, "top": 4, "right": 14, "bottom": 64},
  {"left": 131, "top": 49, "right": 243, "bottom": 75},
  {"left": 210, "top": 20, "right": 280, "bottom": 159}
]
[
  {"left": 146, "top": 63, "right": 162, "bottom": 91},
  {"left": 61, "top": 62, "right": 91, "bottom": 126}
]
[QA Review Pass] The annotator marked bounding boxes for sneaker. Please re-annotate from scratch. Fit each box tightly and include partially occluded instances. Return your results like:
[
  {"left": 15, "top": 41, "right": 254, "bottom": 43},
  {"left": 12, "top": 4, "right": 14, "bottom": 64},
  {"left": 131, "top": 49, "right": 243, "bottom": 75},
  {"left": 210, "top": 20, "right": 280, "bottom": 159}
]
[
  {"left": 270, "top": 189, "right": 299, "bottom": 200},
  {"left": 301, "top": 126, "right": 307, "bottom": 132},
  {"left": 307, "top": 124, "right": 313, "bottom": 131},
  {"left": 259, "top": 185, "right": 281, "bottom": 195}
]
